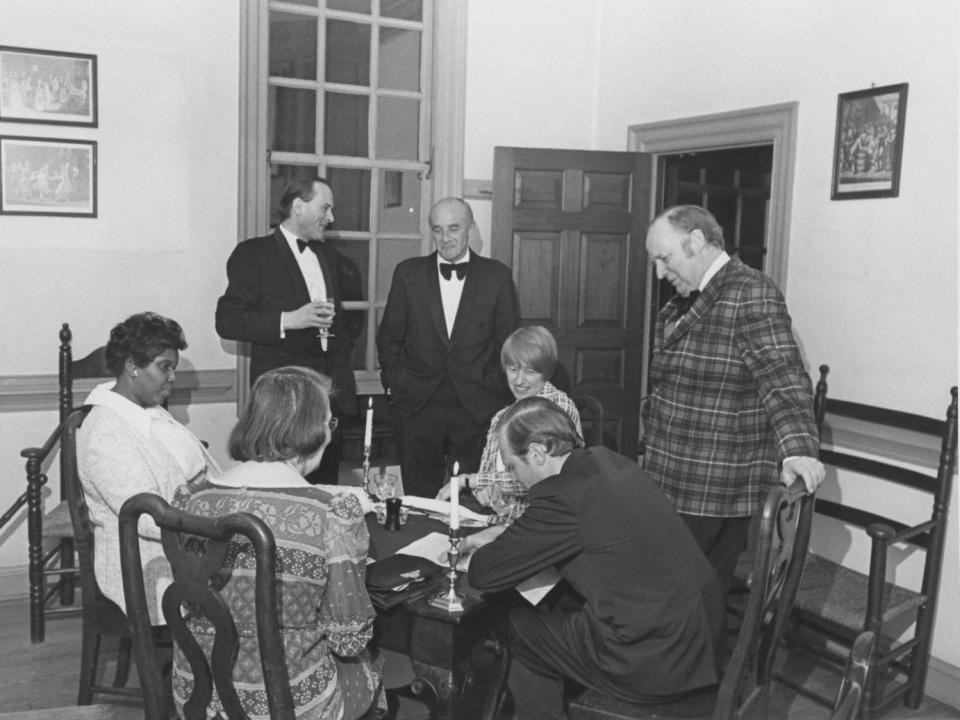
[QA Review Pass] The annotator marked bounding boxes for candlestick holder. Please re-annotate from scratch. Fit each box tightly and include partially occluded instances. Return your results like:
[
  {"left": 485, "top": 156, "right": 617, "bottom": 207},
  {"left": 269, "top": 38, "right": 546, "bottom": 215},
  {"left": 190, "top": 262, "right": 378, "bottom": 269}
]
[
  {"left": 429, "top": 528, "right": 465, "bottom": 613},
  {"left": 361, "top": 444, "right": 372, "bottom": 490}
]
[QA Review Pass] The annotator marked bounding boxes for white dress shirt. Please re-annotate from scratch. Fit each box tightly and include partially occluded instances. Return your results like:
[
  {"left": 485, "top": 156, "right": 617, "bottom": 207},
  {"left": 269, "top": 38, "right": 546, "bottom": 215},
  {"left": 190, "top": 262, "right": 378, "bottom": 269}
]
[
  {"left": 279, "top": 224, "right": 329, "bottom": 350},
  {"left": 438, "top": 249, "right": 470, "bottom": 337}
]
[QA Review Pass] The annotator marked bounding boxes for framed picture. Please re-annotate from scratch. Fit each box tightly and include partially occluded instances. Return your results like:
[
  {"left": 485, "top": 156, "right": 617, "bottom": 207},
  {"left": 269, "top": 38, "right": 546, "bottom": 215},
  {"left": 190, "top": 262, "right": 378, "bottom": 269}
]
[
  {"left": 0, "top": 45, "right": 97, "bottom": 127},
  {"left": 831, "top": 83, "right": 907, "bottom": 200},
  {"left": 0, "top": 135, "right": 97, "bottom": 217}
]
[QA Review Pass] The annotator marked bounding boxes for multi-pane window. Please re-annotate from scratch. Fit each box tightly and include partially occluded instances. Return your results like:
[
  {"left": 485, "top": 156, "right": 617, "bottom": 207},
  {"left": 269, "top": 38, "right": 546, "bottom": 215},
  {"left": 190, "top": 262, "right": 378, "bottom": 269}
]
[{"left": 267, "top": 0, "right": 433, "bottom": 388}]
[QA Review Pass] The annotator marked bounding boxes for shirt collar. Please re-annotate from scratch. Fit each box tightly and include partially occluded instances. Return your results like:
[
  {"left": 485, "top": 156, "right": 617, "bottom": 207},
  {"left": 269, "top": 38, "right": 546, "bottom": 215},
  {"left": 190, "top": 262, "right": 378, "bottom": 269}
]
[
  {"left": 279, "top": 224, "right": 302, "bottom": 254},
  {"left": 699, "top": 251, "right": 731, "bottom": 291},
  {"left": 437, "top": 249, "right": 471, "bottom": 268},
  {"left": 84, "top": 380, "right": 152, "bottom": 439}
]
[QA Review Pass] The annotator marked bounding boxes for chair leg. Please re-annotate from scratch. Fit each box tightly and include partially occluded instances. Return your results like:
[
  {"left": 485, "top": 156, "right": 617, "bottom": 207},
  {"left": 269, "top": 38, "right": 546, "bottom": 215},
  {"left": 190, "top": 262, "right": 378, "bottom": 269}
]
[
  {"left": 77, "top": 628, "right": 101, "bottom": 705},
  {"left": 58, "top": 538, "right": 76, "bottom": 606},
  {"left": 113, "top": 635, "right": 132, "bottom": 687}
]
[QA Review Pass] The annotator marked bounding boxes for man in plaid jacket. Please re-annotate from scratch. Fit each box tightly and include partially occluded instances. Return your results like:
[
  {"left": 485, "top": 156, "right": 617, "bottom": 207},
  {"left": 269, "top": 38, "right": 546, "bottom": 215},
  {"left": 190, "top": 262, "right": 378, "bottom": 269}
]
[{"left": 642, "top": 205, "right": 824, "bottom": 589}]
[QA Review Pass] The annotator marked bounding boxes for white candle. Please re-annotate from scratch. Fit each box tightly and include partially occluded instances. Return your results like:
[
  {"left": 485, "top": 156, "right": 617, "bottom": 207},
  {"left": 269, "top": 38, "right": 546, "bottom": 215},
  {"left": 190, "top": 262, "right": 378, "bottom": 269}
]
[
  {"left": 450, "top": 461, "right": 460, "bottom": 530},
  {"left": 363, "top": 397, "right": 374, "bottom": 451}
]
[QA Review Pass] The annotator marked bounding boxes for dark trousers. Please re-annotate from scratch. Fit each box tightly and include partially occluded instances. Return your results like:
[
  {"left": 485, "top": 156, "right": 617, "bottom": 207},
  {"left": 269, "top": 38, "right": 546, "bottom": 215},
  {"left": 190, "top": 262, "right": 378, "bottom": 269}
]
[
  {"left": 680, "top": 514, "right": 751, "bottom": 592},
  {"left": 397, "top": 399, "right": 485, "bottom": 497},
  {"left": 508, "top": 606, "right": 663, "bottom": 720}
]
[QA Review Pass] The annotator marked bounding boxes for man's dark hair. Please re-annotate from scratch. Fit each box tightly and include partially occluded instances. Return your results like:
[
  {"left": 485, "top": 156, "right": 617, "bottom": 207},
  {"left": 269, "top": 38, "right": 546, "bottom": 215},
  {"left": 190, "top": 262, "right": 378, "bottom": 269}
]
[
  {"left": 497, "top": 396, "right": 583, "bottom": 458},
  {"left": 278, "top": 176, "right": 331, "bottom": 221}
]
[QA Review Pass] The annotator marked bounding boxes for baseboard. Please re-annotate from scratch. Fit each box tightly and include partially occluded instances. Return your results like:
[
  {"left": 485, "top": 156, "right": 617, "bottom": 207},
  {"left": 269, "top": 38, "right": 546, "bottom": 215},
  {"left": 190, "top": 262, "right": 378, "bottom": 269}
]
[
  {"left": 926, "top": 657, "right": 960, "bottom": 711},
  {"left": 0, "top": 564, "right": 27, "bottom": 601}
]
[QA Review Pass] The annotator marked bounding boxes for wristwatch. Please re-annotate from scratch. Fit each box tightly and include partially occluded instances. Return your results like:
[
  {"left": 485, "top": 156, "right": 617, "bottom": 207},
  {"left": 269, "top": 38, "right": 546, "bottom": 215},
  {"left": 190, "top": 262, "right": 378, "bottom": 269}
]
[{"left": 462, "top": 476, "right": 471, "bottom": 491}]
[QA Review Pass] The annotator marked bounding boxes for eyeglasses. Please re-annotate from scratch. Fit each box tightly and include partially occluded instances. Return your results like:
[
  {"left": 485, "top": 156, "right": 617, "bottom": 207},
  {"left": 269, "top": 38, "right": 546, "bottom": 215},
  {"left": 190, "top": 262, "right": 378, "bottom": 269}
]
[{"left": 328, "top": 417, "right": 340, "bottom": 433}]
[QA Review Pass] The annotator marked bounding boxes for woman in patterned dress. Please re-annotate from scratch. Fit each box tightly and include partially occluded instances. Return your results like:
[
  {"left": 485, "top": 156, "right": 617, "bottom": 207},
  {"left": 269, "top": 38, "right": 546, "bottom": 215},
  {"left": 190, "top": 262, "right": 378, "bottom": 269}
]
[{"left": 173, "top": 366, "right": 380, "bottom": 719}]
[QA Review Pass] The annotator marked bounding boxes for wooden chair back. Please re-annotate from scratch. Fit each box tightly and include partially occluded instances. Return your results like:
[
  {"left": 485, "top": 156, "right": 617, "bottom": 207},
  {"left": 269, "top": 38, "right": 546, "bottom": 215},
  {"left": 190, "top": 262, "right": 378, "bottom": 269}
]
[
  {"left": 119, "top": 492, "right": 295, "bottom": 720},
  {"left": 60, "top": 407, "right": 96, "bottom": 599},
  {"left": 573, "top": 394, "right": 605, "bottom": 447},
  {"left": 716, "top": 480, "right": 814, "bottom": 719}
]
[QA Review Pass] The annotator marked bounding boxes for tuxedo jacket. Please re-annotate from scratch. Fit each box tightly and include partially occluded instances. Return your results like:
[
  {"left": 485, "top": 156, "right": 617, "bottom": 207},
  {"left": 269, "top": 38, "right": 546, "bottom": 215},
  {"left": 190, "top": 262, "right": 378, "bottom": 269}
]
[
  {"left": 376, "top": 252, "right": 518, "bottom": 424},
  {"left": 469, "top": 447, "right": 725, "bottom": 697},
  {"left": 642, "top": 256, "right": 819, "bottom": 518},
  {"left": 215, "top": 229, "right": 359, "bottom": 414}
]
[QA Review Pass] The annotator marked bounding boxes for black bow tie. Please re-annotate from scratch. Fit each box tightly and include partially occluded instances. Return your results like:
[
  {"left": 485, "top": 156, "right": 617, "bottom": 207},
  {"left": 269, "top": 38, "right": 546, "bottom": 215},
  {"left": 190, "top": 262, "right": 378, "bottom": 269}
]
[
  {"left": 673, "top": 290, "right": 700, "bottom": 317},
  {"left": 439, "top": 262, "right": 468, "bottom": 280},
  {"left": 297, "top": 238, "right": 320, "bottom": 254}
]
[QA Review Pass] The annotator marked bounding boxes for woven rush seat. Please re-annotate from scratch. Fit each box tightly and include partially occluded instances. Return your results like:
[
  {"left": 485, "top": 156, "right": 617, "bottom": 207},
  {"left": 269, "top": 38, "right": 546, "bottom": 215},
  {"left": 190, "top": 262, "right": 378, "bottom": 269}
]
[
  {"left": 41, "top": 500, "right": 74, "bottom": 538},
  {"left": 795, "top": 554, "right": 926, "bottom": 628}
]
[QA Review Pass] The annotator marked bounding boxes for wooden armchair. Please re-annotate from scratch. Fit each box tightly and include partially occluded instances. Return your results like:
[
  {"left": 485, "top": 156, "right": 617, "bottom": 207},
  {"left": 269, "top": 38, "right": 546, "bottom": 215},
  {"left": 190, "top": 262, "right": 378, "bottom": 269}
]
[
  {"left": 20, "top": 323, "right": 110, "bottom": 643},
  {"left": 119, "top": 492, "right": 296, "bottom": 720},
  {"left": 783, "top": 371, "right": 958, "bottom": 718},
  {"left": 567, "top": 480, "right": 814, "bottom": 720}
]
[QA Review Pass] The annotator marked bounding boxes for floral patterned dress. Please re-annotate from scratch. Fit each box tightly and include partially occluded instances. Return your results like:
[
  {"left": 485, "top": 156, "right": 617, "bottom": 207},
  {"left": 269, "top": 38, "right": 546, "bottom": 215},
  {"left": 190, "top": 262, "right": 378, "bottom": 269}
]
[{"left": 171, "top": 462, "right": 381, "bottom": 719}]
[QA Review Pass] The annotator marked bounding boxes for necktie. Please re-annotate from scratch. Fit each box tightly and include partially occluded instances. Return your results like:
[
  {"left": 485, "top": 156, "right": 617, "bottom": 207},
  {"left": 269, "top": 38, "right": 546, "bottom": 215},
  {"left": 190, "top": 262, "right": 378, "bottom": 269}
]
[
  {"left": 673, "top": 290, "right": 700, "bottom": 317},
  {"left": 296, "top": 238, "right": 319, "bottom": 253},
  {"left": 439, "top": 262, "right": 468, "bottom": 280}
]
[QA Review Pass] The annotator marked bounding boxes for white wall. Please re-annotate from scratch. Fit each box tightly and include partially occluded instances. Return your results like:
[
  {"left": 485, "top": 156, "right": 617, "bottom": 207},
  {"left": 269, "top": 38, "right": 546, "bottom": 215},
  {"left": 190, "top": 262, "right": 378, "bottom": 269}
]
[
  {"left": 0, "top": 0, "right": 241, "bottom": 573},
  {"left": 464, "top": 0, "right": 960, "bottom": 688}
]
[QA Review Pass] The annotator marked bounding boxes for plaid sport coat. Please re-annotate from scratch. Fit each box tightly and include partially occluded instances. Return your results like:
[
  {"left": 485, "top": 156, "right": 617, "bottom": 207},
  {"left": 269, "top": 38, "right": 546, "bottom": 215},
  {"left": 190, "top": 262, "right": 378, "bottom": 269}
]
[{"left": 642, "top": 256, "right": 819, "bottom": 517}]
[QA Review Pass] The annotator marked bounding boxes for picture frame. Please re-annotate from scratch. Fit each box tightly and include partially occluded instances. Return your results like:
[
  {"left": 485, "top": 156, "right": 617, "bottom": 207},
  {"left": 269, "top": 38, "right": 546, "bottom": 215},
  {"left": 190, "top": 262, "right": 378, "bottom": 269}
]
[
  {"left": 831, "top": 82, "right": 907, "bottom": 200},
  {"left": 0, "top": 135, "right": 97, "bottom": 217},
  {"left": 0, "top": 45, "right": 98, "bottom": 127}
]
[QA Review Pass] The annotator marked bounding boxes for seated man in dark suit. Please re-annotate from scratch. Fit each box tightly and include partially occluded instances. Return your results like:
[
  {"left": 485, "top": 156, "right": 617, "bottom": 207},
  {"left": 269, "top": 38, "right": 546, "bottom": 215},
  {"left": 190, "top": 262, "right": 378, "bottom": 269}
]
[{"left": 467, "top": 397, "right": 725, "bottom": 720}]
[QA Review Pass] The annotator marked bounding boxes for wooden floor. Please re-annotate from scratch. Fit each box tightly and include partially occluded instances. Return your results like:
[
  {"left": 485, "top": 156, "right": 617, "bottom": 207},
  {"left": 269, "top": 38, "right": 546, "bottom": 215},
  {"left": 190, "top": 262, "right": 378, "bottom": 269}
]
[{"left": 1, "top": 597, "right": 958, "bottom": 719}]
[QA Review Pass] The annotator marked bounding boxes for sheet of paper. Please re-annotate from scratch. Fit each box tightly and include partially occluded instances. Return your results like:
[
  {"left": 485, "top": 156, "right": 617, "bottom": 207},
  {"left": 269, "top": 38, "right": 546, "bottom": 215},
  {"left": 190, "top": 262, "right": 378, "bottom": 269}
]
[
  {"left": 401, "top": 495, "right": 491, "bottom": 527},
  {"left": 397, "top": 532, "right": 471, "bottom": 571},
  {"left": 516, "top": 567, "right": 561, "bottom": 606}
]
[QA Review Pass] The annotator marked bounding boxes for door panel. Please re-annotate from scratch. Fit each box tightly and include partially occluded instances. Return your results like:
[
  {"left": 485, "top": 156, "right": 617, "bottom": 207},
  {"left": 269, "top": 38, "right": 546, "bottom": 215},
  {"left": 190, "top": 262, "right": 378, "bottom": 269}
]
[{"left": 493, "top": 147, "right": 651, "bottom": 458}]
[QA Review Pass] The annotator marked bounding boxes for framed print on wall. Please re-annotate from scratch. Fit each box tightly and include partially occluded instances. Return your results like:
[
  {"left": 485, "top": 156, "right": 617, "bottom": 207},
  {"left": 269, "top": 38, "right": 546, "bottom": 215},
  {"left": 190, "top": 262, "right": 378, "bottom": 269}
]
[
  {"left": 0, "top": 135, "right": 97, "bottom": 217},
  {"left": 0, "top": 45, "right": 98, "bottom": 127},
  {"left": 831, "top": 82, "right": 907, "bottom": 200}
]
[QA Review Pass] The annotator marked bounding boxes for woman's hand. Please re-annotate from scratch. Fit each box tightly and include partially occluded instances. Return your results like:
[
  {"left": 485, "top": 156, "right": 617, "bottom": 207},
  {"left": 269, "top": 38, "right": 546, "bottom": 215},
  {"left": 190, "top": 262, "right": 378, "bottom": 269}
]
[
  {"left": 435, "top": 479, "right": 454, "bottom": 500},
  {"left": 435, "top": 473, "right": 477, "bottom": 500},
  {"left": 473, "top": 485, "right": 492, "bottom": 508}
]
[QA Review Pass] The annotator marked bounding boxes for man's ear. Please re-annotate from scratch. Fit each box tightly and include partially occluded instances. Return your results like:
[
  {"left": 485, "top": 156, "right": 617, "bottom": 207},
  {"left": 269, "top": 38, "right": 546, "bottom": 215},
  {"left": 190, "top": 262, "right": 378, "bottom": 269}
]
[
  {"left": 685, "top": 229, "right": 707, "bottom": 255},
  {"left": 527, "top": 442, "right": 548, "bottom": 466}
]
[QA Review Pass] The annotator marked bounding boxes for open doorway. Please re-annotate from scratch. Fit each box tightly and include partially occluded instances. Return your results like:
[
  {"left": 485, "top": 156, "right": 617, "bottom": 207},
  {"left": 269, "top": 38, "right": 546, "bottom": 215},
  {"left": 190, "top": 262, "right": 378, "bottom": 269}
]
[{"left": 652, "top": 144, "right": 773, "bottom": 312}]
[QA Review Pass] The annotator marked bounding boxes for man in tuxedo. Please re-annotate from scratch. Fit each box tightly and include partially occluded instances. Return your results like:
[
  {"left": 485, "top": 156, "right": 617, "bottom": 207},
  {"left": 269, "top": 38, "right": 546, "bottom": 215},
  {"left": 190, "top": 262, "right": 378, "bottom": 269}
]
[
  {"left": 215, "top": 177, "right": 358, "bottom": 484},
  {"left": 377, "top": 197, "right": 519, "bottom": 496},
  {"left": 467, "top": 397, "right": 725, "bottom": 720},
  {"left": 642, "top": 204, "right": 825, "bottom": 588}
]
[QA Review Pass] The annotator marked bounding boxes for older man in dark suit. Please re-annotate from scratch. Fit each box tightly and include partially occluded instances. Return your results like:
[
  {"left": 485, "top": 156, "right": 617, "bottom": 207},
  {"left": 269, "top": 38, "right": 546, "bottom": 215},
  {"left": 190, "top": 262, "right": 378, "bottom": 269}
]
[
  {"left": 642, "top": 204, "right": 825, "bottom": 589},
  {"left": 215, "top": 177, "right": 359, "bottom": 483},
  {"left": 377, "top": 197, "right": 519, "bottom": 496},
  {"left": 467, "top": 397, "right": 725, "bottom": 720}
]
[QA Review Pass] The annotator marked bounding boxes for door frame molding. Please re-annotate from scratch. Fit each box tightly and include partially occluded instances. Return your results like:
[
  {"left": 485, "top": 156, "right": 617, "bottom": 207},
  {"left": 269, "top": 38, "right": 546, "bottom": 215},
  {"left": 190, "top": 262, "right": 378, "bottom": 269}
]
[{"left": 627, "top": 103, "right": 798, "bottom": 397}]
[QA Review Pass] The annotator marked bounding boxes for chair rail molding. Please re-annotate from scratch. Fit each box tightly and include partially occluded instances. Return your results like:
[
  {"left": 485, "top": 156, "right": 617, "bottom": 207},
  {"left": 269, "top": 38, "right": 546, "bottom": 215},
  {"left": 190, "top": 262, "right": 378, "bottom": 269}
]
[{"left": 0, "top": 369, "right": 237, "bottom": 413}]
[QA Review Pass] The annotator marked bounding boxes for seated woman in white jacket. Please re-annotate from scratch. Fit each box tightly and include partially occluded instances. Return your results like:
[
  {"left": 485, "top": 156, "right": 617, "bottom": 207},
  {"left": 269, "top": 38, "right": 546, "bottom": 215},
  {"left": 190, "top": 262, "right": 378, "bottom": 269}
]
[{"left": 77, "top": 311, "right": 219, "bottom": 621}]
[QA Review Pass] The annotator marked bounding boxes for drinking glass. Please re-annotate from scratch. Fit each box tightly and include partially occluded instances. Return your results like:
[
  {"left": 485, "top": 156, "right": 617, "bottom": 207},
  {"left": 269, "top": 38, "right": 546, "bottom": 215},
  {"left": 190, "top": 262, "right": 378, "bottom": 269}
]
[
  {"left": 489, "top": 475, "right": 524, "bottom": 524},
  {"left": 313, "top": 296, "right": 336, "bottom": 339},
  {"left": 370, "top": 471, "right": 397, "bottom": 502}
]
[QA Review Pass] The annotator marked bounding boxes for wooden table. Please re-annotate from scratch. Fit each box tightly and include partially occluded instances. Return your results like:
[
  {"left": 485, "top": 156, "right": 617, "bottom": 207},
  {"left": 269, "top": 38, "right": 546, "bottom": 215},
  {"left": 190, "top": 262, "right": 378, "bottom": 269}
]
[{"left": 367, "top": 511, "right": 510, "bottom": 720}]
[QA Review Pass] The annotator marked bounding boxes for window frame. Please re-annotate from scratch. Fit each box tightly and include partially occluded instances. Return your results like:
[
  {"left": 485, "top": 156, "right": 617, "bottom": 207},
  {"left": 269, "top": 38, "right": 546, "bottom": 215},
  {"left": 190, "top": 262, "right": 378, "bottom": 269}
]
[{"left": 236, "top": 0, "right": 465, "bottom": 405}]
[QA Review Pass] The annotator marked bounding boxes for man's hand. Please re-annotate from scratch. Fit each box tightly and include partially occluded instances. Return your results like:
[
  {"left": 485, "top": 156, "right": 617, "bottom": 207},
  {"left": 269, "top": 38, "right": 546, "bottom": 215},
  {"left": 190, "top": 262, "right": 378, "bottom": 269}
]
[
  {"left": 781, "top": 456, "right": 826, "bottom": 493},
  {"left": 282, "top": 301, "right": 334, "bottom": 330}
]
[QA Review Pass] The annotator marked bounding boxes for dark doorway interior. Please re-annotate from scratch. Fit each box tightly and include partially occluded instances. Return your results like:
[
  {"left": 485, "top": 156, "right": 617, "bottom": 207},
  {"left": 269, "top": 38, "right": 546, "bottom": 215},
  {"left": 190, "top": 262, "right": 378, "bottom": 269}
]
[{"left": 653, "top": 144, "right": 774, "bottom": 312}]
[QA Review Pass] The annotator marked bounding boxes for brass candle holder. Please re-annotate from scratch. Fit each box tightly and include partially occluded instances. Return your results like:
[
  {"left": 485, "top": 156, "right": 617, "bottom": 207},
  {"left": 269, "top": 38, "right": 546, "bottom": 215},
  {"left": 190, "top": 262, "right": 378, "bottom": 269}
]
[{"left": 429, "top": 527, "right": 465, "bottom": 613}]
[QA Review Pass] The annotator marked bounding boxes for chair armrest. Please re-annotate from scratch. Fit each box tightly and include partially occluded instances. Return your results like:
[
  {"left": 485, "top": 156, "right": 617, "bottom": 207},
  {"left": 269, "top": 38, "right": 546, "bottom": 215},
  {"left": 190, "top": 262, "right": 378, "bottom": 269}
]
[{"left": 864, "top": 523, "right": 895, "bottom": 631}]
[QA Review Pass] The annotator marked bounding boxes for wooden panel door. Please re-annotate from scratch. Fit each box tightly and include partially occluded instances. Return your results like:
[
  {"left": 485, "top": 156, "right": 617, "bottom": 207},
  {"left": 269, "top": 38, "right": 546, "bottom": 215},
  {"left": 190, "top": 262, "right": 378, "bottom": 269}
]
[{"left": 491, "top": 147, "right": 652, "bottom": 457}]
